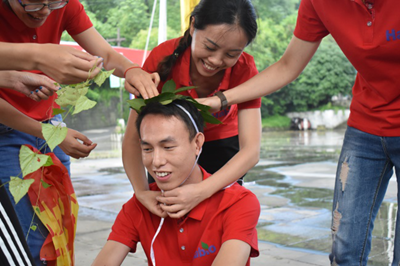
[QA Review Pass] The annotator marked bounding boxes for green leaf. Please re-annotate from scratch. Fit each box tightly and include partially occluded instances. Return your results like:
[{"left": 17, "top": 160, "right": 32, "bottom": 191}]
[
  {"left": 146, "top": 92, "right": 176, "bottom": 104},
  {"left": 42, "top": 123, "right": 68, "bottom": 152},
  {"left": 19, "top": 145, "right": 53, "bottom": 177},
  {"left": 41, "top": 180, "right": 52, "bottom": 188},
  {"left": 73, "top": 96, "right": 97, "bottom": 115},
  {"left": 160, "top": 99, "right": 173, "bottom": 105},
  {"left": 9, "top": 176, "right": 34, "bottom": 204},
  {"left": 201, "top": 242, "right": 209, "bottom": 250},
  {"left": 127, "top": 98, "right": 146, "bottom": 113},
  {"left": 161, "top": 80, "right": 176, "bottom": 93},
  {"left": 52, "top": 108, "right": 65, "bottom": 116},
  {"left": 200, "top": 110, "right": 222, "bottom": 125},
  {"left": 56, "top": 85, "right": 86, "bottom": 107},
  {"left": 93, "top": 69, "right": 115, "bottom": 87},
  {"left": 174, "top": 86, "right": 196, "bottom": 94}
]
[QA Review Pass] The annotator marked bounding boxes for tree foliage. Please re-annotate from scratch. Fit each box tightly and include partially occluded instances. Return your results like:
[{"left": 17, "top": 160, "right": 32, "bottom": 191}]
[{"left": 61, "top": 0, "right": 355, "bottom": 119}]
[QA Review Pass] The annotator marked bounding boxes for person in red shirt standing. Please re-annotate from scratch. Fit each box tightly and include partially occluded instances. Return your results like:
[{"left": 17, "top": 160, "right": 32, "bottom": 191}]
[
  {"left": 0, "top": 1, "right": 159, "bottom": 265},
  {"left": 93, "top": 99, "right": 260, "bottom": 266},
  {"left": 185, "top": 0, "right": 400, "bottom": 265},
  {"left": 122, "top": 0, "right": 261, "bottom": 220}
]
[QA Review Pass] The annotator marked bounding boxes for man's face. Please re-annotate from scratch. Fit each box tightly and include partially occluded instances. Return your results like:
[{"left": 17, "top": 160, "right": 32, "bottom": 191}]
[{"left": 140, "top": 114, "right": 201, "bottom": 191}]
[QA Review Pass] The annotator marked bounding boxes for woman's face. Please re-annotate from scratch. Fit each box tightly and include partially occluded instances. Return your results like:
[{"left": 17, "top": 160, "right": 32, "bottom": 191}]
[
  {"left": 190, "top": 23, "right": 248, "bottom": 78},
  {"left": 8, "top": 0, "right": 53, "bottom": 28}
]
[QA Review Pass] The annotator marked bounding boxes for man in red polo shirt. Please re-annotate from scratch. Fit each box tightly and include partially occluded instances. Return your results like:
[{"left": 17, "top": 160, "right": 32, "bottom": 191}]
[{"left": 92, "top": 99, "right": 260, "bottom": 266}]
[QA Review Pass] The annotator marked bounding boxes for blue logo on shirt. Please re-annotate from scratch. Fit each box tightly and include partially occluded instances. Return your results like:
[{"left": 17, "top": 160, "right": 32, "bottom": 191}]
[
  {"left": 386, "top": 29, "right": 400, "bottom": 41},
  {"left": 193, "top": 242, "right": 217, "bottom": 259}
]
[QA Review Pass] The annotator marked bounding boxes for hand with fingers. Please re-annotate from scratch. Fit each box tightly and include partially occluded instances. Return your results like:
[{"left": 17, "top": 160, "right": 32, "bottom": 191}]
[
  {"left": 35, "top": 44, "right": 103, "bottom": 84},
  {"left": 156, "top": 183, "right": 204, "bottom": 219},
  {"left": 136, "top": 190, "right": 168, "bottom": 218},
  {"left": 196, "top": 96, "right": 221, "bottom": 114},
  {"left": 8, "top": 71, "right": 60, "bottom": 101},
  {"left": 58, "top": 128, "right": 97, "bottom": 159},
  {"left": 123, "top": 67, "right": 160, "bottom": 99}
]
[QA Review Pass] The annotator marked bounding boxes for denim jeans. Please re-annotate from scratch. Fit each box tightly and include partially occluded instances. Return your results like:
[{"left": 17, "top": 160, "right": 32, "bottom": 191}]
[
  {"left": 330, "top": 126, "right": 400, "bottom": 266},
  {"left": 0, "top": 115, "right": 70, "bottom": 266}
]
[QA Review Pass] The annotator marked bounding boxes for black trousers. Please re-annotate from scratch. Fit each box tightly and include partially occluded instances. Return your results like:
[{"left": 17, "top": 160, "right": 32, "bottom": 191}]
[
  {"left": 0, "top": 181, "right": 35, "bottom": 266},
  {"left": 148, "top": 135, "right": 244, "bottom": 185}
]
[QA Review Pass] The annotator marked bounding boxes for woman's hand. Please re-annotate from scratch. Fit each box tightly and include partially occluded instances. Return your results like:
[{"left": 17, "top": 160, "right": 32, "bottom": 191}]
[
  {"left": 3, "top": 71, "right": 59, "bottom": 101},
  {"left": 196, "top": 96, "right": 221, "bottom": 113},
  {"left": 58, "top": 128, "right": 97, "bottom": 159},
  {"left": 124, "top": 68, "right": 160, "bottom": 99},
  {"left": 156, "top": 183, "right": 206, "bottom": 218},
  {"left": 136, "top": 190, "right": 168, "bottom": 218},
  {"left": 35, "top": 44, "right": 103, "bottom": 84}
]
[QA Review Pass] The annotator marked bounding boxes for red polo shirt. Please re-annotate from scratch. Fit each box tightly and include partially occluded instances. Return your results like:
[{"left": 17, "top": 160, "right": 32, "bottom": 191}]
[
  {"left": 0, "top": 0, "right": 92, "bottom": 121},
  {"left": 108, "top": 167, "right": 260, "bottom": 266},
  {"left": 294, "top": 0, "right": 400, "bottom": 136},
  {"left": 142, "top": 38, "right": 261, "bottom": 142}
]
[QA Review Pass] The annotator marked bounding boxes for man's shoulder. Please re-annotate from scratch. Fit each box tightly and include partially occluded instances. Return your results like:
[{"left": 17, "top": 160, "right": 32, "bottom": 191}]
[{"left": 215, "top": 184, "right": 259, "bottom": 212}]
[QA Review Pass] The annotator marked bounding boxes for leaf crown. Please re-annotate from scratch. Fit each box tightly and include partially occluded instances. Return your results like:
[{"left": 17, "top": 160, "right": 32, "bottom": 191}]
[{"left": 127, "top": 80, "right": 221, "bottom": 125}]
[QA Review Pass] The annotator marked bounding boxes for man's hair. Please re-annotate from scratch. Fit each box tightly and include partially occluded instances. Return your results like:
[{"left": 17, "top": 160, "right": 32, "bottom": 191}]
[{"left": 136, "top": 99, "right": 204, "bottom": 141}]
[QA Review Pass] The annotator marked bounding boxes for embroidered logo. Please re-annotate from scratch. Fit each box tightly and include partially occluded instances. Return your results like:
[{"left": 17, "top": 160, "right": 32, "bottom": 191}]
[
  {"left": 193, "top": 242, "right": 217, "bottom": 259},
  {"left": 386, "top": 29, "right": 400, "bottom": 41}
]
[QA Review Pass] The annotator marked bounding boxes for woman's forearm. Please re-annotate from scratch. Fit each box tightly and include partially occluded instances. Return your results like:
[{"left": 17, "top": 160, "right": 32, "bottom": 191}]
[
  {"left": 0, "top": 42, "right": 39, "bottom": 70},
  {"left": 198, "top": 108, "right": 261, "bottom": 198},
  {"left": 122, "top": 110, "right": 149, "bottom": 192},
  {"left": 0, "top": 98, "right": 43, "bottom": 138}
]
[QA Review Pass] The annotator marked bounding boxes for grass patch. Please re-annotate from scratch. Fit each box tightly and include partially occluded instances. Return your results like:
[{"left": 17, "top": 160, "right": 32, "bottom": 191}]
[{"left": 262, "top": 115, "right": 291, "bottom": 130}]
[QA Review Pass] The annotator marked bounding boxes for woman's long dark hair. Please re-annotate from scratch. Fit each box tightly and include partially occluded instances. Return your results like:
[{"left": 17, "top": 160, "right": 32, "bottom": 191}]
[{"left": 157, "top": 0, "right": 257, "bottom": 81}]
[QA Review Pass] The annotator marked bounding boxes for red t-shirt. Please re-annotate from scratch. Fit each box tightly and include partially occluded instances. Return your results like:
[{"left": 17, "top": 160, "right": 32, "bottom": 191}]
[
  {"left": 0, "top": 0, "right": 93, "bottom": 121},
  {"left": 142, "top": 38, "right": 261, "bottom": 142},
  {"left": 108, "top": 167, "right": 260, "bottom": 266},
  {"left": 294, "top": 0, "right": 400, "bottom": 136}
]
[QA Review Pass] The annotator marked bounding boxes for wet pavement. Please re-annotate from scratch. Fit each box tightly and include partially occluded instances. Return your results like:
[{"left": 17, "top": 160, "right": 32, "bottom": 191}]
[{"left": 72, "top": 128, "right": 398, "bottom": 266}]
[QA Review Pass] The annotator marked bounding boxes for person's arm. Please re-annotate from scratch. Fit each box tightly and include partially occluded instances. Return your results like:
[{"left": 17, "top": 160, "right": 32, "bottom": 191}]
[
  {"left": 199, "top": 36, "right": 321, "bottom": 112},
  {"left": 0, "top": 70, "right": 58, "bottom": 101},
  {"left": 158, "top": 107, "right": 261, "bottom": 218},
  {"left": 212, "top": 239, "right": 251, "bottom": 266},
  {"left": 0, "top": 97, "right": 96, "bottom": 159},
  {"left": 91, "top": 240, "right": 130, "bottom": 266},
  {"left": 0, "top": 42, "right": 103, "bottom": 84},
  {"left": 122, "top": 110, "right": 167, "bottom": 217},
  {"left": 71, "top": 27, "right": 160, "bottom": 98}
]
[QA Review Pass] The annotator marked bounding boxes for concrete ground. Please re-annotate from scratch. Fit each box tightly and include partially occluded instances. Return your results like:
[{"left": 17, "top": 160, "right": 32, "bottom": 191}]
[{"left": 72, "top": 157, "right": 330, "bottom": 266}]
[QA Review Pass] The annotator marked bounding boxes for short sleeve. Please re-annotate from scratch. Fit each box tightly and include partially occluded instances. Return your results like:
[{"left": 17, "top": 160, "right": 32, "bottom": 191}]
[
  {"left": 64, "top": 0, "right": 93, "bottom": 36},
  {"left": 293, "top": 0, "right": 329, "bottom": 42},
  {"left": 107, "top": 198, "right": 141, "bottom": 252},
  {"left": 221, "top": 190, "right": 260, "bottom": 257}
]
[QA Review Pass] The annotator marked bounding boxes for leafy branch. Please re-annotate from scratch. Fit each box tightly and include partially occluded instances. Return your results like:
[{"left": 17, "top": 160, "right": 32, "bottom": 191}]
[{"left": 6, "top": 69, "right": 114, "bottom": 204}]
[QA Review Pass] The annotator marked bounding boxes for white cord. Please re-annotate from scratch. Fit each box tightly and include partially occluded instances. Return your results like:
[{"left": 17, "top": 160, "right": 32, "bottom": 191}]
[{"left": 150, "top": 103, "right": 201, "bottom": 266}]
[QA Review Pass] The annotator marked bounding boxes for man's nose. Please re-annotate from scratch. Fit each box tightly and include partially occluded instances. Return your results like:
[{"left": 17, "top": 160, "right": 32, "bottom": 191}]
[{"left": 152, "top": 149, "right": 166, "bottom": 168}]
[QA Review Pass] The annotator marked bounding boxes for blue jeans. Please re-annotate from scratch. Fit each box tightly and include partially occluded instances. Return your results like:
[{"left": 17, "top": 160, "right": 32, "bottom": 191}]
[
  {"left": 0, "top": 115, "right": 70, "bottom": 266},
  {"left": 330, "top": 126, "right": 400, "bottom": 266}
]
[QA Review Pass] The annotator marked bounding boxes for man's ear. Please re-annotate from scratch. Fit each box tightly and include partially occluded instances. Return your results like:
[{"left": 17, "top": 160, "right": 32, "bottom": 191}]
[
  {"left": 193, "top": 132, "right": 205, "bottom": 156},
  {"left": 189, "top": 16, "right": 195, "bottom": 37}
]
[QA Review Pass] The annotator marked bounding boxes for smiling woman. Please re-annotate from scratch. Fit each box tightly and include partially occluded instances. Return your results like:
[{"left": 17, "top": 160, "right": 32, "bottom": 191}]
[{"left": 122, "top": 0, "right": 262, "bottom": 224}]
